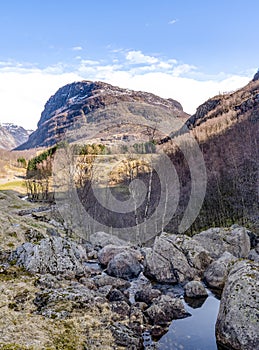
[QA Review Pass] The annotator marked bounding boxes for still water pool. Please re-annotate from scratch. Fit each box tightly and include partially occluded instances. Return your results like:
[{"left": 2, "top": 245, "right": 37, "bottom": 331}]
[{"left": 158, "top": 290, "right": 220, "bottom": 350}]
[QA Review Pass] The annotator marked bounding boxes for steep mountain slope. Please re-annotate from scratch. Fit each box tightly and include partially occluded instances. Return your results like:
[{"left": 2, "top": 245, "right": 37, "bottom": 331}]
[
  {"left": 161, "top": 72, "right": 259, "bottom": 233},
  {"left": 0, "top": 123, "right": 32, "bottom": 150},
  {"left": 17, "top": 81, "right": 188, "bottom": 150}
]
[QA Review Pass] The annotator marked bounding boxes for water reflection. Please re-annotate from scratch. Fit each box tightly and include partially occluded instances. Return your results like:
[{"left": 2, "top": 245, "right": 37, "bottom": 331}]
[{"left": 158, "top": 290, "right": 220, "bottom": 350}]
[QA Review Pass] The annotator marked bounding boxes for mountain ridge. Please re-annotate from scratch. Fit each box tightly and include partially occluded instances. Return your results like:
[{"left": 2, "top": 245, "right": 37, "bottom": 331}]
[
  {"left": 16, "top": 81, "right": 188, "bottom": 150},
  {"left": 0, "top": 123, "right": 32, "bottom": 150}
]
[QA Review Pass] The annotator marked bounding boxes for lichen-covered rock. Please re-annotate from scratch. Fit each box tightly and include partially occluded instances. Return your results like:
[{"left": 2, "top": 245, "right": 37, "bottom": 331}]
[
  {"left": 98, "top": 244, "right": 142, "bottom": 266},
  {"left": 111, "top": 301, "right": 130, "bottom": 319},
  {"left": 135, "top": 287, "right": 161, "bottom": 305},
  {"left": 193, "top": 226, "right": 251, "bottom": 259},
  {"left": 107, "top": 251, "right": 142, "bottom": 280},
  {"left": 93, "top": 274, "right": 131, "bottom": 290},
  {"left": 166, "top": 234, "right": 213, "bottom": 273},
  {"left": 216, "top": 260, "right": 259, "bottom": 350},
  {"left": 145, "top": 295, "right": 190, "bottom": 325},
  {"left": 107, "top": 289, "right": 129, "bottom": 303},
  {"left": 10, "top": 237, "right": 89, "bottom": 277},
  {"left": 110, "top": 322, "right": 143, "bottom": 349},
  {"left": 142, "top": 234, "right": 197, "bottom": 284},
  {"left": 184, "top": 281, "right": 208, "bottom": 298},
  {"left": 34, "top": 283, "right": 99, "bottom": 318},
  {"left": 248, "top": 248, "right": 259, "bottom": 262},
  {"left": 204, "top": 252, "right": 238, "bottom": 289}
]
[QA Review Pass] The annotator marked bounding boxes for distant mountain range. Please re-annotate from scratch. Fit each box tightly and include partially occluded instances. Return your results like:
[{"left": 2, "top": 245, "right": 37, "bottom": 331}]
[{"left": 0, "top": 123, "right": 32, "bottom": 150}]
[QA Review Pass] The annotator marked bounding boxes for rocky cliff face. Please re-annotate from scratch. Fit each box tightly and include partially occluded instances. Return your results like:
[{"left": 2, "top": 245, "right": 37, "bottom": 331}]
[
  {"left": 0, "top": 123, "right": 32, "bottom": 150},
  {"left": 17, "top": 81, "right": 188, "bottom": 150}
]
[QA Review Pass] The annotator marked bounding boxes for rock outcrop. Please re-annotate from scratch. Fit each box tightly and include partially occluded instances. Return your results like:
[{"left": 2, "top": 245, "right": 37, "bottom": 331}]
[
  {"left": 216, "top": 260, "right": 259, "bottom": 350},
  {"left": 10, "top": 236, "right": 89, "bottom": 277},
  {"left": 193, "top": 226, "right": 251, "bottom": 259}
]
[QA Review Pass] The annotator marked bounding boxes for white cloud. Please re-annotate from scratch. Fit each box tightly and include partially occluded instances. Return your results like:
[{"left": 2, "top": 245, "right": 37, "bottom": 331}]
[
  {"left": 168, "top": 19, "right": 178, "bottom": 25},
  {"left": 72, "top": 46, "right": 83, "bottom": 51},
  {"left": 0, "top": 54, "right": 253, "bottom": 130},
  {"left": 126, "top": 50, "right": 159, "bottom": 65},
  {"left": 0, "top": 68, "right": 82, "bottom": 129}
]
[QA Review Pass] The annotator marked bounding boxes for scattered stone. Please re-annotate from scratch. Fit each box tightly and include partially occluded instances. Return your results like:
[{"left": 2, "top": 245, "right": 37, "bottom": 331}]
[
  {"left": 216, "top": 260, "right": 259, "bottom": 350},
  {"left": 135, "top": 287, "right": 161, "bottom": 305},
  {"left": 108, "top": 288, "right": 130, "bottom": 303},
  {"left": 110, "top": 322, "right": 143, "bottom": 349},
  {"left": 130, "top": 305, "right": 145, "bottom": 326},
  {"left": 184, "top": 280, "right": 208, "bottom": 298},
  {"left": 145, "top": 295, "right": 190, "bottom": 325},
  {"left": 93, "top": 274, "right": 131, "bottom": 290},
  {"left": 204, "top": 252, "right": 238, "bottom": 289},
  {"left": 111, "top": 301, "right": 130, "bottom": 319},
  {"left": 78, "top": 277, "right": 97, "bottom": 290}
]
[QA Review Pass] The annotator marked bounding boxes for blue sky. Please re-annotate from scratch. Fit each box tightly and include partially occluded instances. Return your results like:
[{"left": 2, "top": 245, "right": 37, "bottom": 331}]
[{"left": 0, "top": 0, "right": 258, "bottom": 128}]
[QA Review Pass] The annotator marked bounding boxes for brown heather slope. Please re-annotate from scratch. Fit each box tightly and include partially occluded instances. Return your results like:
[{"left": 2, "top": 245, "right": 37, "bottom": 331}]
[{"left": 162, "top": 75, "right": 259, "bottom": 234}]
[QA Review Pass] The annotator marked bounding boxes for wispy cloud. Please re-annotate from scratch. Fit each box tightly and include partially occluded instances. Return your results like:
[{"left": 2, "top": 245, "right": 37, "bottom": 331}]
[
  {"left": 72, "top": 46, "right": 83, "bottom": 51},
  {"left": 168, "top": 19, "right": 178, "bottom": 25}
]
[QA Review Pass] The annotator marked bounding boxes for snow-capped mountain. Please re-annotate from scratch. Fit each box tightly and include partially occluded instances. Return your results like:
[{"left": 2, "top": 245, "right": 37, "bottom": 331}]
[{"left": 0, "top": 123, "right": 32, "bottom": 150}]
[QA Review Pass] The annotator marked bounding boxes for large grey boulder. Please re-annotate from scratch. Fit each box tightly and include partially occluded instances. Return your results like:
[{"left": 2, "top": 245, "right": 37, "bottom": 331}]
[
  {"left": 142, "top": 234, "right": 197, "bottom": 284},
  {"left": 193, "top": 226, "right": 251, "bottom": 259},
  {"left": 98, "top": 244, "right": 142, "bottom": 266},
  {"left": 11, "top": 236, "right": 89, "bottom": 276},
  {"left": 184, "top": 280, "right": 208, "bottom": 298},
  {"left": 167, "top": 234, "right": 213, "bottom": 273},
  {"left": 216, "top": 260, "right": 259, "bottom": 350},
  {"left": 107, "top": 251, "right": 143, "bottom": 280},
  {"left": 204, "top": 252, "right": 238, "bottom": 289}
]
